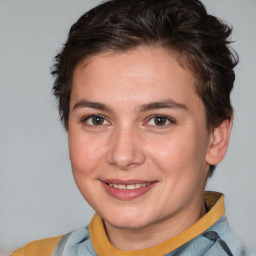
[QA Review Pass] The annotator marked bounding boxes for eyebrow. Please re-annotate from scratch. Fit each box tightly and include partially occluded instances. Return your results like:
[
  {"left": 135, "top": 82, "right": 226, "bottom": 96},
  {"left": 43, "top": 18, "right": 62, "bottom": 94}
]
[
  {"left": 72, "top": 99, "right": 113, "bottom": 113},
  {"left": 72, "top": 98, "right": 188, "bottom": 112},
  {"left": 138, "top": 99, "right": 188, "bottom": 112}
]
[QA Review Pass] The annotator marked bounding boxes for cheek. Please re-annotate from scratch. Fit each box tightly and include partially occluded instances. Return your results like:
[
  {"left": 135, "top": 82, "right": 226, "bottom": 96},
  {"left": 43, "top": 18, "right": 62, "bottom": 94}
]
[
  {"left": 147, "top": 131, "right": 207, "bottom": 176},
  {"left": 148, "top": 135, "right": 190, "bottom": 163},
  {"left": 68, "top": 131, "right": 105, "bottom": 176}
]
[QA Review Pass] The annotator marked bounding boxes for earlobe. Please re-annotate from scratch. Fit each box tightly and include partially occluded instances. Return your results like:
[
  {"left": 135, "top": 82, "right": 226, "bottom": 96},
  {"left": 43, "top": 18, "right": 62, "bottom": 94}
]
[{"left": 205, "top": 117, "right": 233, "bottom": 165}]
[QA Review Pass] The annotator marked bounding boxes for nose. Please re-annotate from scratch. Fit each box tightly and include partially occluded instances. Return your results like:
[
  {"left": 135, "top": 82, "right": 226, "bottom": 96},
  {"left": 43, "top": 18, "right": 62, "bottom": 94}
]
[{"left": 106, "top": 126, "right": 146, "bottom": 170}]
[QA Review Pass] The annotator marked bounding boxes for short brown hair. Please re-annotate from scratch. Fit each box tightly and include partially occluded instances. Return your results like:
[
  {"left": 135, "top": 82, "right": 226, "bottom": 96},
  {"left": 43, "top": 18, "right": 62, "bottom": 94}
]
[{"left": 51, "top": 0, "right": 238, "bottom": 175}]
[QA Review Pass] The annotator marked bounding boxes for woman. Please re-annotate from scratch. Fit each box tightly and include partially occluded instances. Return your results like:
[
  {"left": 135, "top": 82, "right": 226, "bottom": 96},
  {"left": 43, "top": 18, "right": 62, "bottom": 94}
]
[{"left": 12, "top": 0, "right": 255, "bottom": 255}]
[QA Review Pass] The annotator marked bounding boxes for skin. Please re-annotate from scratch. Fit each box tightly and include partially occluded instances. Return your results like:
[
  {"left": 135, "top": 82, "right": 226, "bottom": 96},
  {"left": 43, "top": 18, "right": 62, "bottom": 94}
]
[{"left": 68, "top": 47, "right": 232, "bottom": 251}]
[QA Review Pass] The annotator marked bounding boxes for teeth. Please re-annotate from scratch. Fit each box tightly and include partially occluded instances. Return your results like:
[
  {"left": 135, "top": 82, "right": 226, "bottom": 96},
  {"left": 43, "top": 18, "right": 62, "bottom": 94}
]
[
  {"left": 127, "top": 184, "right": 135, "bottom": 190},
  {"left": 108, "top": 183, "right": 151, "bottom": 190}
]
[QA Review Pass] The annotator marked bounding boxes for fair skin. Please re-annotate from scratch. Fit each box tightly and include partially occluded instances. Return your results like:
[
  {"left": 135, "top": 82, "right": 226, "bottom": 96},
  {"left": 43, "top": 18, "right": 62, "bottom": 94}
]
[{"left": 68, "top": 47, "right": 232, "bottom": 251}]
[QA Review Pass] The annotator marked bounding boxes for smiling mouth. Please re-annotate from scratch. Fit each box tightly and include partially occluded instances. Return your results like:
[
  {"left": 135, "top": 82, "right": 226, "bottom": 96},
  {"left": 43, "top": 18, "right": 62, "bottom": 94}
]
[
  {"left": 107, "top": 183, "right": 152, "bottom": 190},
  {"left": 102, "top": 180, "right": 156, "bottom": 200}
]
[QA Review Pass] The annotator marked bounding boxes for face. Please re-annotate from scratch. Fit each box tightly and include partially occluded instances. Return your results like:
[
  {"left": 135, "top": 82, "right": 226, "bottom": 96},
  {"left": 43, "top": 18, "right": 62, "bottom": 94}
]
[{"left": 68, "top": 47, "right": 213, "bottom": 232}]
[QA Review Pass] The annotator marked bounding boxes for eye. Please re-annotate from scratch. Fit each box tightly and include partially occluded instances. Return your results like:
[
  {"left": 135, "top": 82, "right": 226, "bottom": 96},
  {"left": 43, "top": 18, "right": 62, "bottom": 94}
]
[
  {"left": 147, "top": 115, "right": 175, "bottom": 127},
  {"left": 82, "top": 115, "right": 110, "bottom": 126}
]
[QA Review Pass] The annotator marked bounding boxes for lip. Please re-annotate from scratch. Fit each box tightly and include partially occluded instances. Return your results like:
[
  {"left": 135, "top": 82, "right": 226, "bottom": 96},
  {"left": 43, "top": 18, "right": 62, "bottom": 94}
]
[{"left": 101, "top": 179, "right": 157, "bottom": 200}]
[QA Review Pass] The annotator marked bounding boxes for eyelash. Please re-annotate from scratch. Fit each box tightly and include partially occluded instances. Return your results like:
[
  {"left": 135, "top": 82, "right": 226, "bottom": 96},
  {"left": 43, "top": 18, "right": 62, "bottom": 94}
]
[
  {"left": 80, "top": 114, "right": 176, "bottom": 128},
  {"left": 146, "top": 115, "right": 176, "bottom": 128},
  {"left": 81, "top": 114, "right": 110, "bottom": 128}
]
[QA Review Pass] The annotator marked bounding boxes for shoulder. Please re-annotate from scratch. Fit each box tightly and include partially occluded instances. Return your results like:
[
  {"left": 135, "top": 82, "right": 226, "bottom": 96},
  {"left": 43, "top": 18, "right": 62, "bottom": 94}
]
[
  {"left": 204, "top": 215, "right": 255, "bottom": 256},
  {"left": 51, "top": 227, "right": 97, "bottom": 256},
  {"left": 11, "top": 235, "right": 63, "bottom": 256}
]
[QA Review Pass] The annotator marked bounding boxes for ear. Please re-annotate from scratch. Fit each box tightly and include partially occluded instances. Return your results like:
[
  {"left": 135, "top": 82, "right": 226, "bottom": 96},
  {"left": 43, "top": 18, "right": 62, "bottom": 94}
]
[{"left": 205, "top": 117, "right": 233, "bottom": 166}]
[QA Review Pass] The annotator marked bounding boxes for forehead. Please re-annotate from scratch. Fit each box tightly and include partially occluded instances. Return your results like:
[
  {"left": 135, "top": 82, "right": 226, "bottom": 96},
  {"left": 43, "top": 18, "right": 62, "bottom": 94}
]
[{"left": 71, "top": 47, "right": 203, "bottom": 114}]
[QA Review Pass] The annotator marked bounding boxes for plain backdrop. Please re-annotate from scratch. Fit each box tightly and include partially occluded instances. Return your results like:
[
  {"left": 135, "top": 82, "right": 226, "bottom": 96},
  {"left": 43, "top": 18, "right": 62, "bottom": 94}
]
[{"left": 0, "top": 0, "right": 255, "bottom": 255}]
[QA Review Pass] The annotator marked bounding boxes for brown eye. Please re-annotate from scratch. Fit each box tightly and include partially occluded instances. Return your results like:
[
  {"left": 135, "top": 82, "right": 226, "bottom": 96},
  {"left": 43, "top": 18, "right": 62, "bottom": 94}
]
[
  {"left": 154, "top": 116, "right": 167, "bottom": 126},
  {"left": 83, "top": 115, "right": 109, "bottom": 126},
  {"left": 147, "top": 115, "right": 175, "bottom": 127},
  {"left": 91, "top": 116, "right": 104, "bottom": 125}
]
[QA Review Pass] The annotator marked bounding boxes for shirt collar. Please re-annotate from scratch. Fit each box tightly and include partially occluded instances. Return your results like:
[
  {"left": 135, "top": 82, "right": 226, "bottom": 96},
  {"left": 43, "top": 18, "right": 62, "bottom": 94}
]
[{"left": 89, "top": 191, "right": 225, "bottom": 256}]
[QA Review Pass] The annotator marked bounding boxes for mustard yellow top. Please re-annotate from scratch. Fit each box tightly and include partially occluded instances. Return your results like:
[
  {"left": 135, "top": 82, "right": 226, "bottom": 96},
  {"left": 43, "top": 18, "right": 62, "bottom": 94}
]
[
  {"left": 11, "top": 235, "right": 62, "bottom": 256},
  {"left": 11, "top": 191, "right": 224, "bottom": 256}
]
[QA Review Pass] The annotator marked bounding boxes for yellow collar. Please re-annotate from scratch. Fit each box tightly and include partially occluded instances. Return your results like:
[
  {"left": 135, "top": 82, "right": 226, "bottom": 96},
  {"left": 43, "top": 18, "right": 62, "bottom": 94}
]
[{"left": 89, "top": 191, "right": 225, "bottom": 256}]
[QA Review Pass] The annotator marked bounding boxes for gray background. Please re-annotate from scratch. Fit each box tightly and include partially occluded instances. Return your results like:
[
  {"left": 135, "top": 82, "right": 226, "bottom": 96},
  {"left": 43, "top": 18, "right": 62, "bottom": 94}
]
[{"left": 0, "top": 0, "right": 255, "bottom": 255}]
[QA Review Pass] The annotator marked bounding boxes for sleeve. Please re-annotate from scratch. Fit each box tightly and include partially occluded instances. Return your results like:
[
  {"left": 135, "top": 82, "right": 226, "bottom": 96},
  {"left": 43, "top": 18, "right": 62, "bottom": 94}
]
[{"left": 11, "top": 236, "right": 63, "bottom": 256}]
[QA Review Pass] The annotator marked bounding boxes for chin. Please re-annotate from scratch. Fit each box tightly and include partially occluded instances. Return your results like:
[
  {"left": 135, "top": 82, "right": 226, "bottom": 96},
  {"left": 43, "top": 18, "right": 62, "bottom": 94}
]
[
  {"left": 107, "top": 219, "right": 149, "bottom": 230},
  {"left": 103, "top": 209, "right": 156, "bottom": 230}
]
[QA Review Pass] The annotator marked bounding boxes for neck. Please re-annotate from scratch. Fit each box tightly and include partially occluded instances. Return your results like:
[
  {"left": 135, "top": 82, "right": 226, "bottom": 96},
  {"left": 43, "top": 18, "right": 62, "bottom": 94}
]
[{"left": 104, "top": 196, "right": 206, "bottom": 251}]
